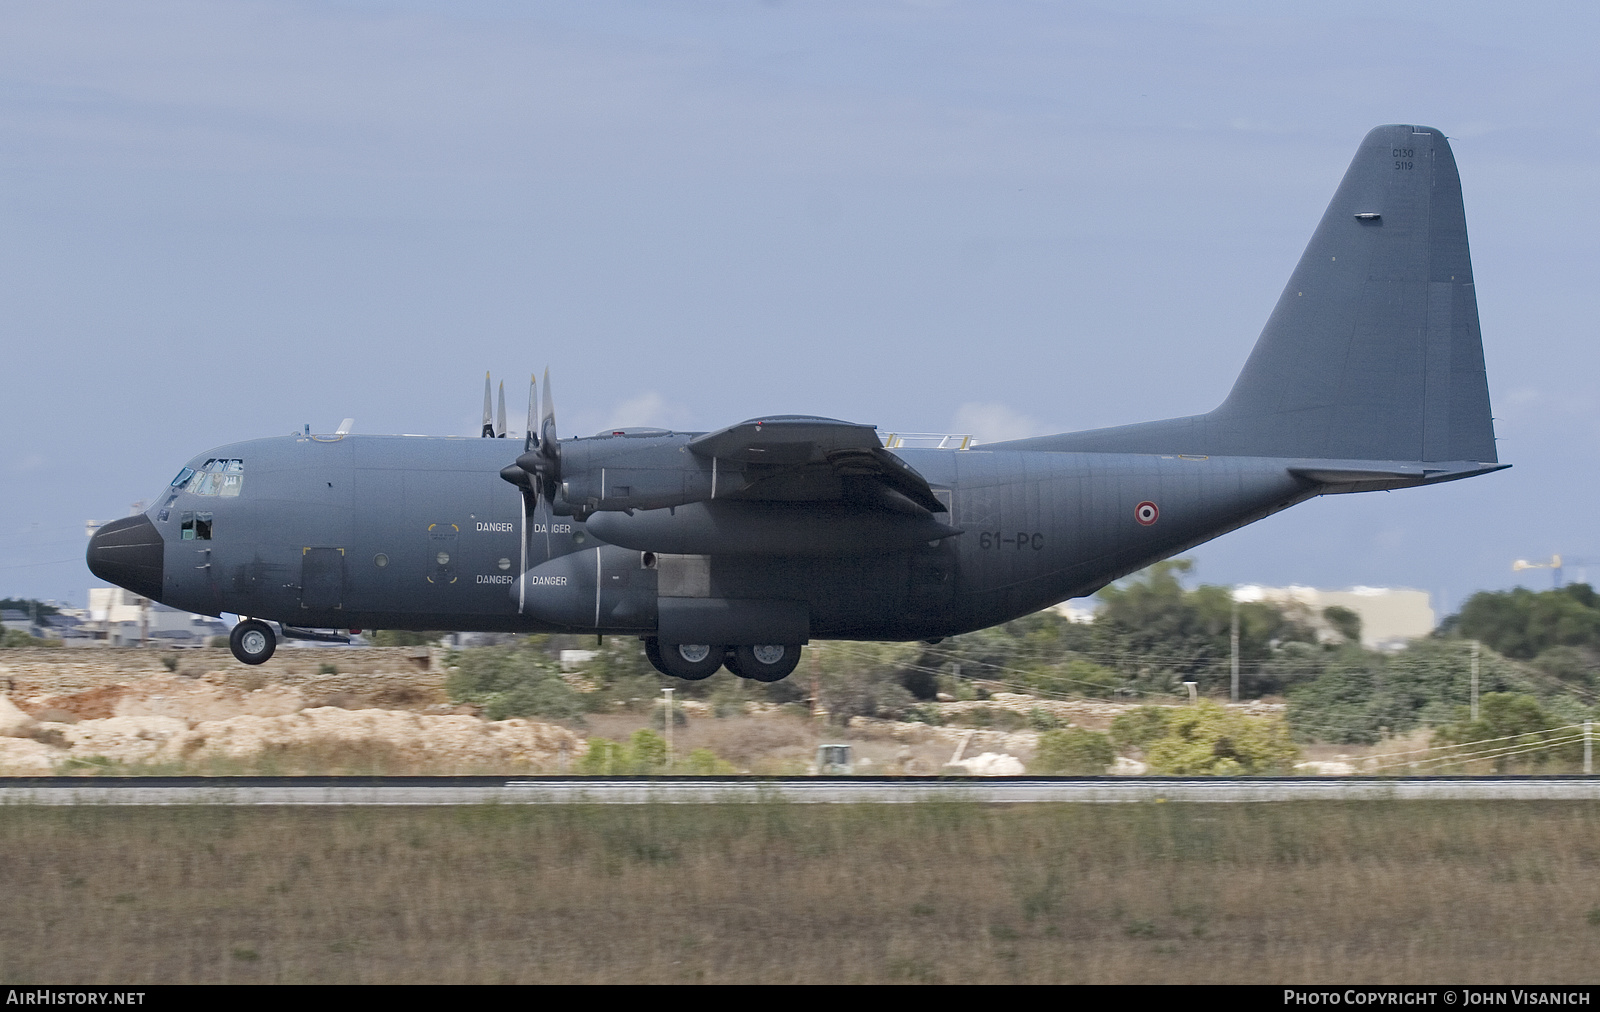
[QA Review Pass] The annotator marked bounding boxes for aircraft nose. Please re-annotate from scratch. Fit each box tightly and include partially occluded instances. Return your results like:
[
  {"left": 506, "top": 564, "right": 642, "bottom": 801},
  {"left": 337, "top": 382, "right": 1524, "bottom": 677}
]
[{"left": 87, "top": 514, "right": 165, "bottom": 600}]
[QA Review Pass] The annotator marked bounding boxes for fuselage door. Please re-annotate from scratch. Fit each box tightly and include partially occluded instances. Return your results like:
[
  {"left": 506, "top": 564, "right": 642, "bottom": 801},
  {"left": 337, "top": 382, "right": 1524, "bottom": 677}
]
[
  {"left": 427, "top": 523, "right": 460, "bottom": 586},
  {"left": 301, "top": 547, "right": 346, "bottom": 611}
]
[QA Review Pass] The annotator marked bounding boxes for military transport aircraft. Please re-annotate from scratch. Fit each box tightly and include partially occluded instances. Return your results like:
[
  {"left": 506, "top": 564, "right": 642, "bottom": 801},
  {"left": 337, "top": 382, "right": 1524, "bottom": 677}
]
[{"left": 88, "top": 125, "right": 1504, "bottom": 682}]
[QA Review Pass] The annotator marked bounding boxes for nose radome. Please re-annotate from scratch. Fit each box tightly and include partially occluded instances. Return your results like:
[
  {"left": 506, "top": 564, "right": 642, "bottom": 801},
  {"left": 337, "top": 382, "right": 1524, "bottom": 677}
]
[{"left": 87, "top": 515, "right": 165, "bottom": 601}]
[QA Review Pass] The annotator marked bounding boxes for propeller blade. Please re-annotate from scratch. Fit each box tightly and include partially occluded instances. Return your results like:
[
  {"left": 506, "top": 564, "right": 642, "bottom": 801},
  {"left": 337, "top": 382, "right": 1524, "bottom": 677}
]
[
  {"left": 538, "top": 369, "right": 561, "bottom": 478},
  {"left": 525, "top": 373, "right": 539, "bottom": 452},
  {"left": 496, "top": 380, "right": 507, "bottom": 438},
  {"left": 480, "top": 372, "right": 494, "bottom": 438},
  {"left": 540, "top": 368, "right": 558, "bottom": 452},
  {"left": 511, "top": 369, "right": 563, "bottom": 500}
]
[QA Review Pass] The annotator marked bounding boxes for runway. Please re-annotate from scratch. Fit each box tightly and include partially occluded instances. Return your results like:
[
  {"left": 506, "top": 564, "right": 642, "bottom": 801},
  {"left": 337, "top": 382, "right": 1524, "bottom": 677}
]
[{"left": 4, "top": 775, "right": 1600, "bottom": 805}]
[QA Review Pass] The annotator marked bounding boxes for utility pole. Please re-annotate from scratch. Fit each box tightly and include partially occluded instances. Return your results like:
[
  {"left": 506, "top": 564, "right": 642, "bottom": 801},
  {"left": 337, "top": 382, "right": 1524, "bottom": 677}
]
[
  {"left": 662, "top": 687, "right": 674, "bottom": 769},
  {"left": 1585, "top": 720, "right": 1592, "bottom": 776},
  {"left": 1230, "top": 597, "right": 1240, "bottom": 704},
  {"left": 1470, "top": 640, "right": 1480, "bottom": 722}
]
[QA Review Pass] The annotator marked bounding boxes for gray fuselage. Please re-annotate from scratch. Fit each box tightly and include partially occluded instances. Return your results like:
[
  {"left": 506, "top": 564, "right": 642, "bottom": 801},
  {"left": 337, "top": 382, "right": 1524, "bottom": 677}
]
[{"left": 139, "top": 432, "right": 1315, "bottom": 641}]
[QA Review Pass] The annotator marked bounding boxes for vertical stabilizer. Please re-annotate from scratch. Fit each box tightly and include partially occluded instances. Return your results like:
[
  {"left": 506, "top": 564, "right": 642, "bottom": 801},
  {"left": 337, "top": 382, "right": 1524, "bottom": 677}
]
[{"left": 1014, "top": 125, "right": 1497, "bottom": 464}]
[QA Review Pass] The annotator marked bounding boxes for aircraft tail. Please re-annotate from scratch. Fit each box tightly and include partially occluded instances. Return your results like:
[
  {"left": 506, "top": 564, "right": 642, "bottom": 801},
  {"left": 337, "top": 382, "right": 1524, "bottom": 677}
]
[{"left": 1015, "top": 125, "right": 1497, "bottom": 464}]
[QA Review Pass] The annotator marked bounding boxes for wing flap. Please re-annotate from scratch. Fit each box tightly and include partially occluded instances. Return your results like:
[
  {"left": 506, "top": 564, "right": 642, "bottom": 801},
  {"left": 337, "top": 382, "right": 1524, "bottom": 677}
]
[{"left": 689, "top": 415, "right": 947, "bottom": 513}]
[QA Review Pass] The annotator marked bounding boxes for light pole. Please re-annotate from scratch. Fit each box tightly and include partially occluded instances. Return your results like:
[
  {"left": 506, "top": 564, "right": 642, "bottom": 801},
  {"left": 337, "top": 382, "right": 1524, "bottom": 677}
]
[
  {"left": 1470, "top": 640, "right": 1480, "bottom": 722},
  {"left": 662, "top": 687, "right": 674, "bottom": 769},
  {"left": 1230, "top": 596, "right": 1240, "bottom": 704}
]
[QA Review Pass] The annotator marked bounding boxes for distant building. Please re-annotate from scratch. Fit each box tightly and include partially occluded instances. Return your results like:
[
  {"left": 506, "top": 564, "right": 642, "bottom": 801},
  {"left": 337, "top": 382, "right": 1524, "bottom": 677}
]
[
  {"left": 1049, "top": 600, "right": 1098, "bottom": 624},
  {"left": 1048, "top": 584, "right": 1434, "bottom": 652},
  {"left": 80, "top": 587, "right": 227, "bottom": 647},
  {"left": 1232, "top": 585, "right": 1435, "bottom": 652}
]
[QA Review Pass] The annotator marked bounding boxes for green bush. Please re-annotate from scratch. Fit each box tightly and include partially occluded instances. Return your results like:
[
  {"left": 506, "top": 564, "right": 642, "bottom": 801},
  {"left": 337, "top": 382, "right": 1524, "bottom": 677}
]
[
  {"left": 575, "top": 730, "right": 720, "bottom": 775},
  {"left": 1141, "top": 701, "right": 1300, "bottom": 775},
  {"left": 445, "top": 643, "right": 585, "bottom": 721},
  {"left": 1027, "top": 707, "right": 1063, "bottom": 730},
  {"left": 1430, "top": 693, "right": 1585, "bottom": 771},
  {"left": 1031, "top": 728, "right": 1114, "bottom": 774},
  {"left": 680, "top": 748, "right": 736, "bottom": 775},
  {"left": 1109, "top": 706, "right": 1173, "bottom": 753}
]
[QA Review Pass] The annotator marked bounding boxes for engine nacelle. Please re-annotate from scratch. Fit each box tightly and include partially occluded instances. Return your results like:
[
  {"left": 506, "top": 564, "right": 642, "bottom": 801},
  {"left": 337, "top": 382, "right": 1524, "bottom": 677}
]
[
  {"left": 518, "top": 431, "right": 719, "bottom": 515},
  {"left": 512, "top": 545, "right": 809, "bottom": 644}
]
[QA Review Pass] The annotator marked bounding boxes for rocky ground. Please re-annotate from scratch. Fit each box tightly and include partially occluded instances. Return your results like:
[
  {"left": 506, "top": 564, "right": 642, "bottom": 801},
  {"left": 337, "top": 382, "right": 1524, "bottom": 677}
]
[{"left": 0, "top": 646, "right": 1382, "bottom": 776}]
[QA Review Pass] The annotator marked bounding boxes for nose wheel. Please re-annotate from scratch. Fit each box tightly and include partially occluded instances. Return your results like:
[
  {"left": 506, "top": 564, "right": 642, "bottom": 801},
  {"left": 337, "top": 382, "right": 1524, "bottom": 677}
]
[{"left": 229, "top": 619, "right": 278, "bottom": 665}]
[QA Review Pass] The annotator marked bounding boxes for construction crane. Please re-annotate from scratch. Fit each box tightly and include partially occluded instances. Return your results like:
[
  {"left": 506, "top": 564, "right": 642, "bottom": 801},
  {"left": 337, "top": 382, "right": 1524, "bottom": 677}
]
[{"left": 1513, "top": 555, "right": 1600, "bottom": 589}]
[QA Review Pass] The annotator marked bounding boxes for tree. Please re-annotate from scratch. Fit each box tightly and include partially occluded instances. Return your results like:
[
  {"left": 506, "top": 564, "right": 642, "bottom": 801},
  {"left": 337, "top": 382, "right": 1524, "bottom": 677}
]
[
  {"left": 1448, "top": 584, "right": 1600, "bottom": 660},
  {"left": 1323, "top": 605, "right": 1362, "bottom": 644},
  {"left": 1431, "top": 693, "right": 1584, "bottom": 772},
  {"left": 1094, "top": 560, "right": 1317, "bottom": 697},
  {"left": 1285, "top": 639, "right": 1548, "bottom": 745}
]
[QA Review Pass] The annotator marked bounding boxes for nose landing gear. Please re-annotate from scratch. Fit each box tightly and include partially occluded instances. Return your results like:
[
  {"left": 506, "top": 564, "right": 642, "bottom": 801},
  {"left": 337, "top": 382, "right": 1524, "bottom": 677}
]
[{"left": 229, "top": 619, "right": 277, "bottom": 665}]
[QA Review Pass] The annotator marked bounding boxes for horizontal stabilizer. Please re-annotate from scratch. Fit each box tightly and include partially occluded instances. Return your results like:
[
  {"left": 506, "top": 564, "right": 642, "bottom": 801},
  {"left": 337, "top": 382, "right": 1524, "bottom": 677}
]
[{"left": 1289, "top": 459, "right": 1509, "bottom": 492}]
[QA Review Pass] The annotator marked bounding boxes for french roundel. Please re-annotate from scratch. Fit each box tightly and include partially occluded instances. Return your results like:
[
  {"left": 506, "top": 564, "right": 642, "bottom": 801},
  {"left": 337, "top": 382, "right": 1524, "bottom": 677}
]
[{"left": 1134, "top": 501, "right": 1159, "bottom": 526}]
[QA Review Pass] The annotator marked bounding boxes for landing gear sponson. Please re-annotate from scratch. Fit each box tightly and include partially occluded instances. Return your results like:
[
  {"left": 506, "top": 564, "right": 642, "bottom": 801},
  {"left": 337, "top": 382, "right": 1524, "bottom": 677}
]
[{"left": 645, "top": 637, "right": 801, "bottom": 682}]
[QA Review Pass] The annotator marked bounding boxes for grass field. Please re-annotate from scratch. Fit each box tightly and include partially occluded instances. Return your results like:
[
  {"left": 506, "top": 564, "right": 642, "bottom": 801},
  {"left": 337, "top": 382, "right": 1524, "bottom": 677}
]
[{"left": 4, "top": 801, "right": 1600, "bottom": 983}]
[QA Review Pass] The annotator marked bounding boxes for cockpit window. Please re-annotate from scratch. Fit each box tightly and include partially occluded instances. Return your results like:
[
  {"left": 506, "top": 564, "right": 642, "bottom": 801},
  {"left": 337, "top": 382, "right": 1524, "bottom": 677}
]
[
  {"left": 180, "top": 511, "right": 213, "bottom": 541},
  {"left": 191, "top": 459, "right": 244, "bottom": 497},
  {"left": 170, "top": 467, "right": 196, "bottom": 489}
]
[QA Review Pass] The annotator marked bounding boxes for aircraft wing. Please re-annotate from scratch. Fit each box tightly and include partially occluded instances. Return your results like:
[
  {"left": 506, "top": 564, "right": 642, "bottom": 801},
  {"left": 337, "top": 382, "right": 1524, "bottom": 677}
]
[{"left": 688, "top": 415, "right": 947, "bottom": 513}]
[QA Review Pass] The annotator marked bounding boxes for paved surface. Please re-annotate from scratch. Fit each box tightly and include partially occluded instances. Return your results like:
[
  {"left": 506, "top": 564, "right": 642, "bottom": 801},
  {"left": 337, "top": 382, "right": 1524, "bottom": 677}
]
[{"left": 4, "top": 776, "right": 1600, "bottom": 805}]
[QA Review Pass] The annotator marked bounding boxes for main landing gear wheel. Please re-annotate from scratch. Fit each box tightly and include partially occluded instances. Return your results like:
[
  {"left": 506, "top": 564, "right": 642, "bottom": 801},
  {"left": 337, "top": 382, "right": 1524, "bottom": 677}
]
[
  {"left": 651, "top": 639, "right": 724, "bottom": 680},
  {"left": 731, "top": 644, "right": 801, "bottom": 683},
  {"left": 229, "top": 619, "right": 277, "bottom": 665},
  {"left": 644, "top": 637, "right": 671, "bottom": 677}
]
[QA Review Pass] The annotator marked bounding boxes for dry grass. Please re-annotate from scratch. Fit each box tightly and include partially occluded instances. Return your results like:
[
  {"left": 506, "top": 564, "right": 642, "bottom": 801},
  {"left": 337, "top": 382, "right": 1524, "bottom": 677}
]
[{"left": 4, "top": 801, "right": 1600, "bottom": 983}]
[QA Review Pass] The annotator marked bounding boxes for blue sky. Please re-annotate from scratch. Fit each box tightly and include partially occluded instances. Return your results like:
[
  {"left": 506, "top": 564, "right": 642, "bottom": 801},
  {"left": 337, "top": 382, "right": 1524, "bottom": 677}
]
[{"left": 3, "top": 1, "right": 1597, "bottom": 614}]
